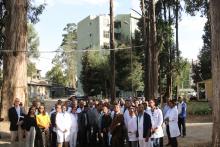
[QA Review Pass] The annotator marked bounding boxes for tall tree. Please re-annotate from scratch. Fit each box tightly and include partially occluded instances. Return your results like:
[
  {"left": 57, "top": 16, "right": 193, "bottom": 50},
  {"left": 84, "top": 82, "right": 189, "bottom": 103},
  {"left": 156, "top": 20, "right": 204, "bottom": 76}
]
[
  {"left": 149, "top": 0, "right": 159, "bottom": 98},
  {"left": 185, "top": 0, "right": 211, "bottom": 82},
  {"left": 27, "top": 23, "right": 40, "bottom": 78},
  {"left": 53, "top": 23, "right": 77, "bottom": 89},
  {"left": 46, "top": 64, "right": 66, "bottom": 86},
  {"left": 0, "top": 0, "right": 45, "bottom": 119},
  {"left": 1, "top": 0, "right": 28, "bottom": 119},
  {"left": 115, "top": 44, "right": 144, "bottom": 93},
  {"left": 109, "top": 0, "right": 116, "bottom": 102},
  {"left": 80, "top": 51, "right": 110, "bottom": 96},
  {"left": 210, "top": 0, "right": 220, "bottom": 145}
]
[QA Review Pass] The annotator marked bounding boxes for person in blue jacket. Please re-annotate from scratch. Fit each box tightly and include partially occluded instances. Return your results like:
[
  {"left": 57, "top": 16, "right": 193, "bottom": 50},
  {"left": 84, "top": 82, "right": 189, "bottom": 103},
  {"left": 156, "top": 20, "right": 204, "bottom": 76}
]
[{"left": 177, "top": 97, "right": 187, "bottom": 137}]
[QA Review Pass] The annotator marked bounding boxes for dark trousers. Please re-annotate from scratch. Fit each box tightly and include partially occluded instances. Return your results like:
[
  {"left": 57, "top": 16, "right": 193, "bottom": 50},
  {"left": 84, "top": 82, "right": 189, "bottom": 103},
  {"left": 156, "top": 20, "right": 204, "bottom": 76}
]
[
  {"left": 50, "top": 131, "right": 57, "bottom": 147},
  {"left": 170, "top": 137, "right": 178, "bottom": 147},
  {"left": 151, "top": 138, "right": 160, "bottom": 147},
  {"left": 101, "top": 132, "right": 110, "bottom": 147},
  {"left": 178, "top": 117, "right": 186, "bottom": 136},
  {"left": 128, "top": 141, "right": 138, "bottom": 147},
  {"left": 166, "top": 125, "right": 171, "bottom": 144},
  {"left": 160, "top": 137, "right": 163, "bottom": 147}
]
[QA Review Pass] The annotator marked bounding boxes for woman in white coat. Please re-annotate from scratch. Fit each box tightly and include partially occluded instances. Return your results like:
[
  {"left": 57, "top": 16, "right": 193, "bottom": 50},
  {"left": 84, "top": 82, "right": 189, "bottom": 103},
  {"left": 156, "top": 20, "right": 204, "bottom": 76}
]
[
  {"left": 56, "top": 104, "right": 72, "bottom": 147},
  {"left": 164, "top": 100, "right": 180, "bottom": 147}
]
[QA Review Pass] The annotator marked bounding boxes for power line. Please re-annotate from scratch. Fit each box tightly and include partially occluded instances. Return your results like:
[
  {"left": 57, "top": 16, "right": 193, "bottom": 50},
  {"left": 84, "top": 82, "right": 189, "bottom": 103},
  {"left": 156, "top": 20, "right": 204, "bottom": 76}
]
[{"left": 0, "top": 45, "right": 144, "bottom": 53}]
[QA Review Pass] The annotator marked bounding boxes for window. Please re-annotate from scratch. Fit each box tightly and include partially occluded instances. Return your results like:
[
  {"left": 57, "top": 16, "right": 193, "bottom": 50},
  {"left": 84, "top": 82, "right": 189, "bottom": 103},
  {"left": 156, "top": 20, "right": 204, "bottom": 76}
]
[
  {"left": 115, "top": 33, "right": 121, "bottom": 40},
  {"left": 114, "top": 21, "right": 121, "bottom": 28},
  {"left": 103, "top": 31, "right": 109, "bottom": 38},
  {"left": 103, "top": 42, "right": 110, "bottom": 49}
]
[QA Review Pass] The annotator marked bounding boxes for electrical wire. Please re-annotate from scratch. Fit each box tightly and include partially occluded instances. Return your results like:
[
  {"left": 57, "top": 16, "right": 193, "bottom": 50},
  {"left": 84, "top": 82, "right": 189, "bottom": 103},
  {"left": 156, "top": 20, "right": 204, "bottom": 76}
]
[{"left": 0, "top": 45, "right": 144, "bottom": 53}]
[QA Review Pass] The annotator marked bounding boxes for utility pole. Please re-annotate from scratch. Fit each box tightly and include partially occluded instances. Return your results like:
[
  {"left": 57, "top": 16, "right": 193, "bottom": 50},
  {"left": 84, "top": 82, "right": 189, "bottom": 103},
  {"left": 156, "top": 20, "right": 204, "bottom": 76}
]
[
  {"left": 110, "top": 0, "right": 116, "bottom": 102},
  {"left": 175, "top": 0, "right": 179, "bottom": 97},
  {"left": 142, "top": 0, "right": 150, "bottom": 100}
]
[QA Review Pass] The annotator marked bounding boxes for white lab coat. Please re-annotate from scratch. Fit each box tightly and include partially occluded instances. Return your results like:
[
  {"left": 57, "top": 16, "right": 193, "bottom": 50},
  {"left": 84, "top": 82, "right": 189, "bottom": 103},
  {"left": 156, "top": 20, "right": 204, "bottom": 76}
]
[
  {"left": 164, "top": 107, "right": 180, "bottom": 138},
  {"left": 127, "top": 115, "right": 138, "bottom": 141},
  {"left": 56, "top": 112, "right": 72, "bottom": 142},
  {"left": 70, "top": 113, "right": 78, "bottom": 147},
  {"left": 146, "top": 108, "right": 164, "bottom": 138}
]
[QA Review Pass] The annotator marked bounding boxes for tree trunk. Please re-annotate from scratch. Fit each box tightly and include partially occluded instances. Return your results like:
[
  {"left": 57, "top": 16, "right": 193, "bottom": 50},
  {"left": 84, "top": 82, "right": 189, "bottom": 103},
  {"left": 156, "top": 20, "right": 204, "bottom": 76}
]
[
  {"left": 210, "top": 0, "right": 220, "bottom": 146},
  {"left": 0, "top": 0, "right": 28, "bottom": 119},
  {"left": 109, "top": 0, "right": 116, "bottom": 102},
  {"left": 149, "top": 0, "right": 159, "bottom": 99},
  {"left": 142, "top": 0, "right": 150, "bottom": 100}
]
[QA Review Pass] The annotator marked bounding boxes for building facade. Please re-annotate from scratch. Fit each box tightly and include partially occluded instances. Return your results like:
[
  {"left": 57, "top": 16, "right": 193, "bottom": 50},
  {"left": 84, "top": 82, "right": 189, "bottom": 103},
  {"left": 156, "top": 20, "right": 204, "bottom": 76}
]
[{"left": 77, "top": 13, "right": 139, "bottom": 50}]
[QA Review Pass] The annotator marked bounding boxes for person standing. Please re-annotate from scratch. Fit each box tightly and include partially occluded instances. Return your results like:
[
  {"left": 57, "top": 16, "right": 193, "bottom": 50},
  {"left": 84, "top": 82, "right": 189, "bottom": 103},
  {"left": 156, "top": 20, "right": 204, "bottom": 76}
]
[
  {"left": 8, "top": 98, "right": 25, "bottom": 145},
  {"left": 110, "top": 103, "right": 127, "bottom": 147},
  {"left": 163, "top": 99, "right": 171, "bottom": 146},
  {"left": 148, "top": 99, "right": 164, "bottom": 147},
  {"left": 69, "top": 106, "right": 78, "bottom": 147},
  {"left": 164, "top": 100, "right": 180, "bottom": 147},
  {"left": 127, "top": 105, "right": 138, "bottom": 147},
  {"left": 36, "top": 105, "right": 50, "bottom": 147},
  {"left": 56, "top": 104, "right": 72, "bottom": 147},
  {"left": 50, "top": 104, "right": 62, "bottom": 147},
  {"left": 78, "top": 105, "right": 89, "bottom": 147},
  {"left": 87, "top": 101, "right": 99, "bottom": 147},
  {"left": 100, "top": 105, "right": 112, "bottom": 147},
  {"left": 137, "top": 104, "right": 152, "bottom": 147},
  {"left": 23, "top": 106, "right": 37, "bottom": 147},
  {"left": 177, "top": 97, "right": 187, "bottom": 137}
]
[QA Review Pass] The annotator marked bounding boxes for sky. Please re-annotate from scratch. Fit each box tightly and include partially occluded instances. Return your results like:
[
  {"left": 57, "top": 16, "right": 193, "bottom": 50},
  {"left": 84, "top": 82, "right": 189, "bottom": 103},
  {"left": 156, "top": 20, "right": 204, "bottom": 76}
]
[{"left": 34, "top": 0, "right": 207, "bottom": 76}]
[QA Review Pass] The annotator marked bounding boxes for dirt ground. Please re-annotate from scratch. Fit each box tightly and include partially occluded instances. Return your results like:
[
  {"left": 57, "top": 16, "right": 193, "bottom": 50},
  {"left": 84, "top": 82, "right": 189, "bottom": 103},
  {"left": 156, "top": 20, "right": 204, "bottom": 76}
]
[{"left": 0, "top": 99, "right": 213, "bottom": 147}]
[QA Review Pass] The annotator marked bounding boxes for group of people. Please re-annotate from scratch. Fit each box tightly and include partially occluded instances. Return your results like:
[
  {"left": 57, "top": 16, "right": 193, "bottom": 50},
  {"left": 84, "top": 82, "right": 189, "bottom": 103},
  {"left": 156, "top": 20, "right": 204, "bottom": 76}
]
[{"left": 8, "top": 96, "right": 187, "bottom": 147}]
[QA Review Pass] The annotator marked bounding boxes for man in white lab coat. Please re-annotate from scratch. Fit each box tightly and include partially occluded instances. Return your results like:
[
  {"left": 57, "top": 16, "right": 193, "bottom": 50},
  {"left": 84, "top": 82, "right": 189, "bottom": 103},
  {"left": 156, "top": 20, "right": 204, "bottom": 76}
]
[
  {"left": 56, "top": 104, "right": 72, "bottom": 147},
  {"left": 137, "top": 104, "right": 152, "bottom": 147},
  {"left": 70, "top": 106, "right": 78, "bottom": 147},
  {"left": 148, "top": 99, "right": 164, "bottom": 147},
  {"left": 164, "top": 100, "right": 180, "bottom": 147},
  {"left": 127, "top": 105, "right": 138, "bottom": 147}
]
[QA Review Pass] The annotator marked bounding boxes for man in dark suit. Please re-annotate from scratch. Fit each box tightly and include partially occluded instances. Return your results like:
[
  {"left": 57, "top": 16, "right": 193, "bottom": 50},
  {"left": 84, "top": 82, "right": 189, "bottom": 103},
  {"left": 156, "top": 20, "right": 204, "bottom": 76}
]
[
  {"left": 78, "top": 104, "right": 89, "bottom": 147},
  {"left": 8, "top": 98, "right": 25, "bottom": 143},
  {"left": 110, "top": 103, "right": 127, "bottom": 147},
  {"left": 137, "top": 103, "right": 152, "bottom": 147}
]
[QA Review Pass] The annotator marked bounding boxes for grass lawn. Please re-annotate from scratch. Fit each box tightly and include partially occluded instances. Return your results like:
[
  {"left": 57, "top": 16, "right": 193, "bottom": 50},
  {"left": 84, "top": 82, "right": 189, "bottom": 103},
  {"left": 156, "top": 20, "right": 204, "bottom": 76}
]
[{"left": 187, "top": 101, "right": 212, "bottom": 115}]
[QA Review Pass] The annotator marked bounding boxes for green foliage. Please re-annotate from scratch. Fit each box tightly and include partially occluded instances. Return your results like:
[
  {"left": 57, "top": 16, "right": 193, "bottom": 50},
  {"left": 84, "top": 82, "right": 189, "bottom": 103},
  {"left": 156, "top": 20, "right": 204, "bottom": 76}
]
[
  {"left": 184, "top": 0, "right": 208, "bottom": 17},
  {"left": 175, "top": 58, "right": 191, "bottom": 88},
  {"left": 187, "top": 102, "right": 212, "bottom": 115},
  {"left": 27, "top": 62, "right": 37, "bottom": 77},
  {"left": 53, "top": 23, "right": 77, "bottom": 88},
  {"left": 0, "top": 0, "right": 45, "bottom": 62},
  {"left": 27, "top": 0, "right": 46, "bottom": 24},
  {"left": 115, "top": 44, "right": 143, "bottom": 92},
  {"left": 27, "top": 23, "right": 40, "bottom": 58},
  {"left": 191, "top": 8, "right": 211, "bottom": 84},
  {"left": 46, "top": 64, "right": 66, "bottom": 86},
  {"left": 80, "top": 51, "right": 110, "bottom": 96}
]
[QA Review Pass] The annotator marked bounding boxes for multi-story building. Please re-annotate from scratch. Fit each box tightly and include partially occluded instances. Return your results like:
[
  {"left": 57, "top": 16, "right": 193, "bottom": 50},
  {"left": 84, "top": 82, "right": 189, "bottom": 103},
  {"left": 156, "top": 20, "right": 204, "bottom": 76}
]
[
  {"left": 77, "top": 13, "right": 139, "bottom": 50},
  {"left": 76, "top": 13, "right": 139, "bottom": 96}
]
